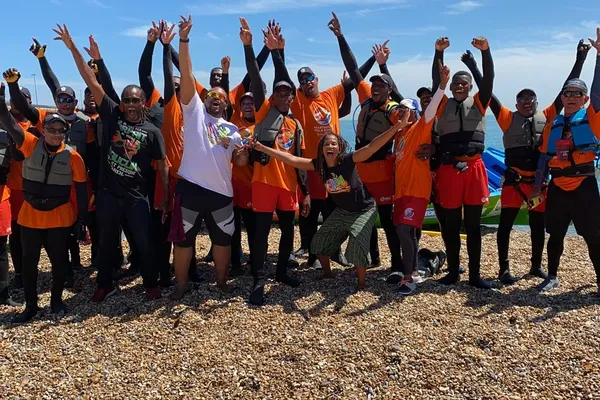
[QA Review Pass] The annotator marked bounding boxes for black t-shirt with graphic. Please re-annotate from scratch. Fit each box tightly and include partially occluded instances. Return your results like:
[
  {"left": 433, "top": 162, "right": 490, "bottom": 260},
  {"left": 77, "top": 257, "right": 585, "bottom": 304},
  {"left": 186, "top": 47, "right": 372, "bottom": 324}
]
[
  {"left": 312, "top": 153, "right": 375, "bottom": 212},
  {"left": 98, "top": 95, "right": 166, "bottom": 198}
]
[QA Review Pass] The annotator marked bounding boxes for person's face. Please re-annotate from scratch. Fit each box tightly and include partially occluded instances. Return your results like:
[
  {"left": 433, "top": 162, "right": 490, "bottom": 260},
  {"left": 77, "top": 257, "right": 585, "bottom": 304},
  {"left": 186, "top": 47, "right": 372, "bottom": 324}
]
[
  {"left": 204, "top": 87, "right": 227, "bottom": 117},
  {"left": 240, "top": 97, "right": 254, "bottom": 120},
  {"left": 84, "top": 91, "right": 96, "bottom": 113},
  {"left": 561, "top": 87, "right": 589, "bottom": 116},
  {"left": 210, "top": 68, "right": 223, "bottom": 87},
  {"left": 55, "top": 94, "right": 77, "bottom": 115},
  {"left": 450, "top": 76, "right": 472, "bottom": 102},
  {"left": 371, "top": 79, "right": 390, "bottom": 104},
  {"left": 515, "top": 92, "right": 538, "bottom": 117},
  {"left": 43, "top": 121, "right": 67, "bottom": 147},
  {"left": 299, "top": 73, "right": 319, "bottom": 98},
  {"left": 173, "top": 76, "right": 181, "bottom": 103},
  {"left": 273, "top": 86, "right": 294, "bottom": 113},
  {"left": 120, "top": 87, "right": 145, "bottom": 123},
  {"left": 322, "top": 134, "right": 340, "bottom": 165},
  {"left": 419, "top": 92, "right": 432, "bottom": 111}
]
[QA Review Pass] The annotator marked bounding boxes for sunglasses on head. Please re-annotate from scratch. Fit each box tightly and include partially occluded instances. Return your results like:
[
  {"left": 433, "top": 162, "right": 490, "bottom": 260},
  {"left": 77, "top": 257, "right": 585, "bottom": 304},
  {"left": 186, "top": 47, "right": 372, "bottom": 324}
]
[
  {"left": 56, "top": 97, "right": 74, "bottom": 104},
  {"left": 207, "top": 91, "right": 226, "bottom": 101},
  {"left": 517, "top": 96, "right": 537, "bottom": 104},
  {"left": 122, "top": 97, "right": 143, "bottom": 105},
  {"left": 299, "top": 75, "right": 316, "bottom": 85},
  {"left": 562, "top": 90, "right": 584, "bottom": 98},
  {"left": 45, "top": 127, "right": 66, "bottom": 135}
]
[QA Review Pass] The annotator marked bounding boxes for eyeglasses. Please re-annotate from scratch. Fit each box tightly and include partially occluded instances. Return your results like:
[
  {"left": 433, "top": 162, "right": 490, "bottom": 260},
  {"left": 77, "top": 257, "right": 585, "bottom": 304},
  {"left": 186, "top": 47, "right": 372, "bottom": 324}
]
[
  {"left": 517, "top": 96, "right": 537, "bottom": 104},
  {"left": 207, "top": 91, "right": 226, "bottom": 101},
  {"left": 122, "top": 97, "right": 143, "bottom": 105},
  {"left": 56, "top": 97, "right": 74, "bottom": 104},
  {"left": 45, "top": 127, "right": 66, "bottom": 135},
  {"left": 299, "top": 75, "right": 316, "bottom": 85},
  {"left": 562, "top": 90, "right": 584, "bottom": 98}
]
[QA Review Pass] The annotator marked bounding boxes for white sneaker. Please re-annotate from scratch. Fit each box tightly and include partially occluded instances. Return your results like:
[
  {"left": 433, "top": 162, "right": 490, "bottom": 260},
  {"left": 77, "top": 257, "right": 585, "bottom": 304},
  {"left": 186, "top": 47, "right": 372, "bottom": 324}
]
[
  {"left": 537, "top": 276, "right": 559, "bottom": 292},
  {"left": 412, "top": 272, "right": 425, "bottom": 284}
]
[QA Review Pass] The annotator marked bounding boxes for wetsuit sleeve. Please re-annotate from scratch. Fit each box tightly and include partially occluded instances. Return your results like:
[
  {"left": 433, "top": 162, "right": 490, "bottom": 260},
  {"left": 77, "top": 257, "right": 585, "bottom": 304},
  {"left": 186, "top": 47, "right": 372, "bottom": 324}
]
[
  {"left": 338, "top": 91, "right": 352, "bottom": 118},
  {"left": 378, "top": 63, "right": 403, "bottom": 103},
  {"left": 590, "top": 54, "right": 600, "bottom": 114},
  {"left": 244, "top": 45, "right": 265, "bottom": 111},
  {"left": 38, "top": 57, "right": 60, "bottom": 97},
  {"left": 553, "top": 50, "right": 589, "bottom": 113},
  {"left": 95, "top": 58, "right": 120, "bottom": 103},
  {"left": 222, "top": 72, "right": 230, "bottom": 96},
  {"left": 7, "top": 82, "right": 39, "bottom": 124},
  {"left": 74, "top": 181, "right": 88, "bottom": 223},
  {"left": 170, "top": 45, "right": 180, "bottom": 73},
  {"left": 342, "top": 55, "right": 377, "bottom": 95},
  {"left": 163, "top": 45, "right": 175, "bottom": 104},
  {"left": 0, "top": 99, "right": 25, "bottom": 146},
  {"left": 138, "top": 40, "right": 156, "bottom": 101},
  {"left": 272, "top": 49, "right": 295, "bottom": 90},
  {"left": 241, "top": 45, "right": 270, "bottom": 92},
  {"left": 462, "top": 57, "right": 502, "bottom": 117},
  {"left": 295, "top": 126, "right": 308, "bottom": 196},
  {"left": 337, "top": 35, "right": 363, "bottom": 88},
  {"left": 432, "top": 50, "right": 443, "bottom": 91},
  {"left": 477, "top": 49, "right": 495, "bottom": 108}
]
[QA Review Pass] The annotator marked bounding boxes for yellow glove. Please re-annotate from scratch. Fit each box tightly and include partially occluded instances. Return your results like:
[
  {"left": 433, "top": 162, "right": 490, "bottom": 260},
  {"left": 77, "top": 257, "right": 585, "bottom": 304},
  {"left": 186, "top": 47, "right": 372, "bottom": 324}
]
[
  {"left": 88, "top": 59, "right": 99, "bottom": 74},
  {"left": 3, "top": 68, "right": 21, "bottom": 84},
  {"left": 29, "top": 38, "right": 47, "bottom": 59}
]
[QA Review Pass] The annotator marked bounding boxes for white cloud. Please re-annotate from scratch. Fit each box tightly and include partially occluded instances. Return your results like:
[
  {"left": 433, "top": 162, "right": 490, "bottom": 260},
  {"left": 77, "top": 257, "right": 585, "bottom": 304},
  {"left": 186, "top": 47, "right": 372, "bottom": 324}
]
[
  {"left": 187, "top": 0, "right": 405, "bottom": 15},
  {"left": 49, "top": 0, "right": 63, "bottom": 5},
  {"left": 553, "top": 32, "right": 575, "bottom": 41},
  {"left": 207, "top": 32, "right": 220, "bottom": 40},
  {"left": 87, "top": 0, "right": 110, "bottom": 8},
  {"left": 445, "top": 1, "right": 482, "bottom": 15},
  {"left": 120, "top": 21, "right": 176, "bottom": 38}
]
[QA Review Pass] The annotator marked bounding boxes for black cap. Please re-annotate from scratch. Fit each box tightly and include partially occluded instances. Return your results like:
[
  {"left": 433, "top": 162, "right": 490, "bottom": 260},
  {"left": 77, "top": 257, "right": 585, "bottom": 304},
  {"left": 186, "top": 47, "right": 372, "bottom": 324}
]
[
  {"left": 369, "top": 74, "right": 393, "bottom": 87},
  {"left": 54, "top": 86, "right": 76, "bottom": 98},
  {"left": 562, "top": 78, "right": 588, "bottom": 93},
  {"left": 84, "top": 87, "right": 92, "bottom": 95},
  {"left": 19, "top": 87, "right": 32, "bottom": 99},
  {"left": 416, "top": 87, "right": 432, "bottom": 98},
  {"left": 274, "top": 81, "right": 294, "bottom": 91},
  {"left": 240, "top": 92, "right": 254, "bottom": 100},
  {"left": 516, "top": 88, "right": 537, "bottom": 99},
  {"left": 297, "top": 67, "right": 315, "bottom": 81},
  {"left": 43, "top": 113, "right": 69, "bottom": 128}
]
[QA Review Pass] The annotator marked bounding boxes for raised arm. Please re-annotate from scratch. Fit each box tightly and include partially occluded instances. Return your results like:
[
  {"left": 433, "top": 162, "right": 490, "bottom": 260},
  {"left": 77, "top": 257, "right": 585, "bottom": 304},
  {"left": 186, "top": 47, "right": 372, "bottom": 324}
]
[
  {"left": 339, "top": 72, "right": 352, "bottom": 118},
  {"left": 432, "top": 38, "right": 448, "bottom": 91},
  {"left": 30, "top": 38, "right": 61, "bottom": 97},
  {"left": 240, "top": 18, "right": 266, "bottom": 111},
  {"left": 220, "top": 56, "right": 231, "bottom": 96},
  {"left": 53, "top": 24, "right": 106, "bottom": 108},
  {"left": 373, "top": 41, "right": 403, "bottom": 102},
  {"left": 2, "top": 68, "right": 40, "bottom": 124},
  {"left": 253, "top": 141, "right": 315, "bottom": 170},
  {"left": 178, "top": 16, "right": 195, "bottom": 105},
  {"left": 241, "top": 45, "right": 270, "bottom": 92},
  {"left": 161, "top": 24, "right": 177, "bottom": 104},
  {"left": 353, "top": 111, "right": 410, "bottom": 163},
  {"left": 138, "top": 22, "right": 161, "bottom": 101},
  {"left": 0, "top": 84, "right": 26, "bottom": 146},
  {"left": 590, "top": 28, "right": 600, "bottom": 113},
  {"left": 330, "top": 13, "right": 363, "bottom": 88},
  {"left": 461, "top": 50, "right": 501, "bottom": 117},
  {"left": 424, "top": 61, "right": 449, "bottom": 124},
  {"left": 472, "top": 36, "right": 494, "bottom": 107},
  {"left": 265, "top": 28, "right": 294, "bottom": 91},
  {"left": 84, "top": 35, "right": 119, "bottom": 103},
  {"left": 553, "top": 40, "right": 592, "bottom": 113}
]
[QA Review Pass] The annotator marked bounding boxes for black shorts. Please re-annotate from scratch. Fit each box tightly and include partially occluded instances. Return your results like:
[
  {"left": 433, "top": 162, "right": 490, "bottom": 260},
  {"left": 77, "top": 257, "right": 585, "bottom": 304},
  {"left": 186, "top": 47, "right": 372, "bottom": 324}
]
[
  {"left": 546, "top": 176, "right": 600, "bottom": 238},
  {"left": 170, "top": 179, "right": 234, "bottom": 247}
]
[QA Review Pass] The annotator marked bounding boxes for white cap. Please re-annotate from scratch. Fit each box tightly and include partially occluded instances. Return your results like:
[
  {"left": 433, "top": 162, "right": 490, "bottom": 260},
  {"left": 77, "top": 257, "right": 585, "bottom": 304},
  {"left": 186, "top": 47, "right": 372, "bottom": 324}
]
[{"left": 400, "top": 98, "right": 417, "bottom": 110}]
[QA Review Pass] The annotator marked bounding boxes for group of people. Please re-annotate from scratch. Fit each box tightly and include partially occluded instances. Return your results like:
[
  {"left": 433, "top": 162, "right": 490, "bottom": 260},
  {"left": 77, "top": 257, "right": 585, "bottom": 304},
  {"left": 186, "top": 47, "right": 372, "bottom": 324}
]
[{"left": 1, "top": 13, "right": 599, "bottom": 323}]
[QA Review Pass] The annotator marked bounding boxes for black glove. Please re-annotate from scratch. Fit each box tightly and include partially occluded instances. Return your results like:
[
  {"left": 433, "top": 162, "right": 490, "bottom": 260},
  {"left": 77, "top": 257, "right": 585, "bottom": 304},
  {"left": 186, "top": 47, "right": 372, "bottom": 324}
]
[{"left": 73, "top": 221, "right": 88, "bottom": 242}]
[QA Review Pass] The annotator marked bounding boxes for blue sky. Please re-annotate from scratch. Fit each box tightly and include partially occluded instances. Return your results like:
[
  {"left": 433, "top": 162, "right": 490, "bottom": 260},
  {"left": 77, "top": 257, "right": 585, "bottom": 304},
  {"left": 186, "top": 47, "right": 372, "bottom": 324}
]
[{"left": 2, "top": 0, "right": 600, "bottom": 115}]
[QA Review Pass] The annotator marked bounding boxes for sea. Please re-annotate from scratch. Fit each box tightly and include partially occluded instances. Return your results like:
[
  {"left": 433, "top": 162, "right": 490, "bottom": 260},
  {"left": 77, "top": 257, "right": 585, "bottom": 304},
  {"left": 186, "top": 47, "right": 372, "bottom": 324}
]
[{"left": 338, "top": 116, "right": 581, "bottom": 236}]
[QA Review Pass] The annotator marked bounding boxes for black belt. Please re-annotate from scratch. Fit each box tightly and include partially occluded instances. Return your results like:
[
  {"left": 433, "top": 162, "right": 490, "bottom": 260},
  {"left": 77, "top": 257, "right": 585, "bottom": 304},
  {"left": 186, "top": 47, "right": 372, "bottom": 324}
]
[{"left": 550, "top": 162, "right": 596, "bottom": 178}]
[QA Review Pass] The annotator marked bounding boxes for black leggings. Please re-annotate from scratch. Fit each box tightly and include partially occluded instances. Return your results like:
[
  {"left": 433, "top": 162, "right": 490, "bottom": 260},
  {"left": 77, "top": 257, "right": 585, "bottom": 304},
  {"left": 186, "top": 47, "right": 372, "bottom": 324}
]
[
  {"left": 9, "top": 220, "right": 22, "bottom": 277},
  {"left": 252, "top": 210, "right": 294, "bottom": 282},
  {"left": 88, "top": 210, "right": 99, "bottom": 267},
  {"left": 377, "top": 204, "right": 403, "bottom": 272},
  {"left": 497, "top": 208, "right": 545, "bottom": 272},
  {"left": 396, "top": 224, "right": 418, "bottom": 277},
  {"left": 298, "top": 198, "right": 330, "bottom": 251},
  {"left": 232, "top": 207, "right": 256, "bottom": 268},
  {"left": 0, "top": 235, "right": 8, "bottom": 296},
  {"left": 442, "top": 205, "right": 483, "bottom": 277}
]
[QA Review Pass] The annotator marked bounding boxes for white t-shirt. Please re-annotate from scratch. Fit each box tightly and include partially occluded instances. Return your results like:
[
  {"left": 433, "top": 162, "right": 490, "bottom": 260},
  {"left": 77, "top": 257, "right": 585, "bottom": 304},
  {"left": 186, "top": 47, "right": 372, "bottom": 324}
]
[{"left": 178, "top": 93, "right": 242, "bottom": 197}]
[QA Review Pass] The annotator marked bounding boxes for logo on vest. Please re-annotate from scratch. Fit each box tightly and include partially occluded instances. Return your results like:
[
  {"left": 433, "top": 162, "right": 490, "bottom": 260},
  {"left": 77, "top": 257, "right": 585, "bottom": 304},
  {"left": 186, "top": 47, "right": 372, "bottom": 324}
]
[
  {"left": 404, "top": 207, "right": 415, "bottom": 220},
  {"left": 395, "top": 135, "right": 406, "bottom": 161},
  {"left": 277, "top": 128, "right": 295, "bottom": 150}
]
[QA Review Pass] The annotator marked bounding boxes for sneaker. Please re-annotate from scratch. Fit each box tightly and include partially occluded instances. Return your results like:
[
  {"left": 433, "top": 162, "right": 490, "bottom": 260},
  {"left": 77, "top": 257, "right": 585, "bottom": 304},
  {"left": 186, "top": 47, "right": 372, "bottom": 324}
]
[
  {"left": 293, "top": 247, "right": 308, "bottom": 258},
  {"left": 469, "top": 276, "right": 492, "bottom": 289},
  {"left": 385, "top": 272, "right": 403, "bottom": 285},
  {"left": 276, "top": 274, "right": 301, "bottom": 288},
  {"left": 537, "top": 276, "right": 559, "bottom": 292},
  {"left": 12, "top": 306, "right": 40, "bottom": 324},
  {"left": 248, "top": 283, "right": 265, "bottom": 306},
  {"left": 438, "top": 272, "right": 460, "bottom": 285},
  {"left": 50, "top": 301, "right": 67, "bottom": 317},
  {"left": 411, "top": 272, "right": 425, "bottom": 284},
  {"left": 145, "top": 287, "right": 162, "bottom": 301},
  {"left": 499, "top": 269, "right": 517, "bottom": 285},
  {"left": 91, "top": 285, "right": 117, "bottom": 303},
  {"left": 528, "top": 268, "right": 548, "bottom": 279},
  {"left": 398, "top": 280, "right": 417, "bottom": 295},
  {"left": 0, "top": 296, "right": 22, "bottom": 307}
]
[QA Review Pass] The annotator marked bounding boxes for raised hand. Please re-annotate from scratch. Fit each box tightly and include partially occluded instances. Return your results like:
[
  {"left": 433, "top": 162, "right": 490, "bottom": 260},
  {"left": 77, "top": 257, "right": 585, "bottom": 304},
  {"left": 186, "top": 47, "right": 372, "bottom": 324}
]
[
  {"left": 161, "top": 23, "right": 177, "bottom": 45},
  {"left": 576, "top": 39, "right": 592, "bottom": 59},
  {"left": 588, "top": 27, "right": 600, "bottom": 53},
  {"left": 3, "top": 68, "right": 21, "bottom": 84},
  {"left": 461, "top": 49, "right": 476, "bottom": 66},
  {"left": 221, "top": 56, "right": 231, "bottom": 73},
  {"left": 263, "top": 25, "right": 279, "bottom": 50},
  {"left": 147, "top": 20, "right": 161, "bottom": 42},
  {"left": 52, "top": 24, "right": 75, "bottom": 50},
  {"left": 373, "top": 40, "right": 390, "bottom": 65},
  {"left": 29, "top": 38, "right": 47, "bottom": 59},
  {"left": 396, "top": 105, "right": 412, "bottom": 130},
  {"left": 435, "top": 37, "right": 450, "bottom": 51},
  {"left": 341, "top": 70, "right": 349, "bottom": 84},
  {"left": 439, "top": 60, "right": 450, "bottom": 89},
  {"left": 327, "top": 12, "right": 342, "bottom": 37},
  {"left": 472, "top": 36, "right": 489, "bottom": 51},
  {"left": 178, "top": 15, "right": 193, "bottom": 40},
  {"left": 88, "top": 59, "right": 99, "bottom": 74},
  {"left": 0, "top": 83, "right": 5, "bottom": 101},
  {"left": 239, "top": 17, "right": 252, "bottom": 45},
  {"left": 84, "top": 35, "right": 102, "bottom": 60}
]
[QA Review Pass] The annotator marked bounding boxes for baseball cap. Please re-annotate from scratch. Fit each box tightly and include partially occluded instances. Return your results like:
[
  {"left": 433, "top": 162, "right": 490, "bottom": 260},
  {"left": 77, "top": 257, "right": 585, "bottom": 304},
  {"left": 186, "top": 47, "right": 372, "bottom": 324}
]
[
  {"left": 240, "top": 92, "right": 254, "bottom": 100},
  {"left": 562, "top": 78, "right": 588, "bottom": 93},
  {"left": 274, "top": 81, "right": 294, "bottom": 91},
  {"left": 19, "top": 87, "right": 32, "bottom": 99},
  {"left": 400, "top": 98, "right": 418, "bottom": 110},
  {"left": 297, "top": 66, "right": 315, "bottom": 81},
  {"left": 43, "top": 113, "right": 69, "bottom": 128},
  {"left": 516, "top": 88, "right": 537, "bottom": 99},
  {"left": 416, "top": 87, "right": 432, "bottom": 98},
  {"left": 54, "top": 86, "right": 76, "bottom": 98},
  {"left": 369, "top": 74, "right": 393, "bottom": 87}
]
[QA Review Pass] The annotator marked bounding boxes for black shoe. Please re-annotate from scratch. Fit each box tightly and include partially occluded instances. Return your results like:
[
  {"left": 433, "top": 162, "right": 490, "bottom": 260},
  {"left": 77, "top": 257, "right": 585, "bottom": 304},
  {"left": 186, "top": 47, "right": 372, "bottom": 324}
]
[
  {"left": 332, "top": 252, "right": 351, "bottom": 267},
  {"left": 116, "top": 267, "right": 138, "bottom": 279},
  {"left": 71, "top": 263, "right": 84, "bottom": 271},
  {"left": 385, "top": 272, "right": 403, "bottom": 285},
  {"left": 50, "top": 301, "right": 67, "bottom": 317},
  {"left": 371, "top": 258, "right": 381, "bottom": 268},
  {"left": 528, "top": 268, "right": 548, "bottom": 279},
  {"left": 64, "top": 275, "right": 75, "bottom": 289},
  {"left": 458, "top": 265, "right": 466, "bottom": 274},
  {"left": 12, "top": 306, "right": 40, "bottom": 323},
  {"left": 498, "top": 269, "right": 517, "bottom": 285},
  {"left": 0, "top": 288, "right": 22, "bottom": 307},
  {"left": 13, "top": 274, "right": 23, "bottom": 289},
  {"left": 230, "top": 266, "right": 245, "bottom": 277},
  {"left": 276, "top": 274, "right": 300, "bottom": 288},
  {"left": 469, "top": 276, "right": 492, "bottom": 289},
  {"left": 248, "top": 283, "right": 265, "bottom": 306},
  {"left": 294, "top": 247, "right": 308, "bottom": 258},
  {"left": 439, "top": 272, "right": 460, "bottom": 285},
  {"left": 288, "top": 253, "right": 300, "bottom": 268}
]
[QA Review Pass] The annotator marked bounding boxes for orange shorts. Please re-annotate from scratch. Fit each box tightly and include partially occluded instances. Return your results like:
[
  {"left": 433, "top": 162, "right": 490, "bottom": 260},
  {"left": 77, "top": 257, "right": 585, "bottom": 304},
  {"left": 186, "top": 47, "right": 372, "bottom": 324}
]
[
  {"left": 434, "top": 158, "right": 489, "bottom": 209},
  {"left": 364, "top": 179, "right": 394, "bottom": 205},
  {"left": 154, "top": 174, "right": 178, "bottom": 211},
  {"left": 393, "top": 196, "right": 428, "bottom": 228},
  {"left": 501, "top": 182, "right": 547, "bottom": 212},
  {"left": 0, "top": 198, "right": 12, "bottom": 236},
  {"left": 9, "top": 189, "right": 24, "bottom": 221},
  {"left": 252, "top": 182, "right": 297, "bottom": 213},
  {"left": 233, "top": 178, "right": 253, "bottom": 209}
]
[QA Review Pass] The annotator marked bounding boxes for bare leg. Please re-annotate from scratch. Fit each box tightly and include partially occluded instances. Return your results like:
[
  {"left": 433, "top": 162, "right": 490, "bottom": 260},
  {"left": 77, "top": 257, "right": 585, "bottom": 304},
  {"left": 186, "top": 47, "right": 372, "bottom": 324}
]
[
  {"left": 318, "top": 256, "right": 333, "bottom": 278},
  {"left": 171, "top": 245, "right": 192, "bottom": 300},
  {"left": 355, "top": 266, "right": 366, "bottom": 290},
  {"left": 212, "top": 244, "right": 233, "bottom": 293}
]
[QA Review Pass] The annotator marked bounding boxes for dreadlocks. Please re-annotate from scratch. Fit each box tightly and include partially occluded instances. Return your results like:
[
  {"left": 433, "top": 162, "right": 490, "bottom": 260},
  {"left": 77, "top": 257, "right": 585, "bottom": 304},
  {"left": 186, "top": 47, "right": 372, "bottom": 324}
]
[{"left": 314, "top": 132, "right": 349, "bottom": 183}]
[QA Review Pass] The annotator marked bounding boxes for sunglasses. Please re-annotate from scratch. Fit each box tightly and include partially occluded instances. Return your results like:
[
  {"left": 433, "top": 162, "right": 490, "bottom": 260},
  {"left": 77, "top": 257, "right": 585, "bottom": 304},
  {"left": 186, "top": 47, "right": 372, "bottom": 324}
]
[
  {"left": 56, "top": 97, "right": 74, "bottom": 104},
  {"left": 45, "top": 127, "right": 66, "bottom": 135},
  {"left": 517, "top": 96, "right": 537, "bottom": 104},
  {"left": 122, "top": 97, "right": 143, "bottom": 105},
  {"left": 207, "top": 91, "right": 226, "bottom": 101},
  {"left": 299, "top": 75, "right": 316, "bottom": 85},
  {"left": 562, "top": 90, "right": 584, "bottom": 98}
]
